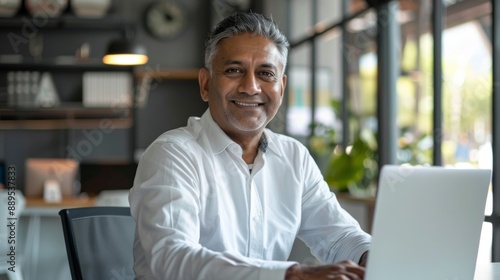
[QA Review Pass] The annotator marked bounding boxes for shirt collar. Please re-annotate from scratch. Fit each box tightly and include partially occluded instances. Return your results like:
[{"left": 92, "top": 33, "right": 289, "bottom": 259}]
[
  {"left": 199, "top": 110, "right": 283, "bottom": 158},
  {"left": 200, "top": 110, "right": 235, "bottom": 155},
  {"left": 261, "top": 129, "right": 283, "bottom": 158}
]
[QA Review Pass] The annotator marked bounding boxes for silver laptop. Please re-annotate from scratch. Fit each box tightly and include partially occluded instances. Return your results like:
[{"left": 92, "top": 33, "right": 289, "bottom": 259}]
[{"left": 365, "top": 165, "right": 491, "bottom": 280}]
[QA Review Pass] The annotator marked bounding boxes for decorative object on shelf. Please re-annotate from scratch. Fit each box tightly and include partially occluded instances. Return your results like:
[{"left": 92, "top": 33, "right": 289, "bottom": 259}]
[
  {"left": 75, "top": 42, "right": 90, "bottom": 62},
  {"left": 35, "top": 72, "right": 60, "bottom": 107},
  {"left": 29, "top": 33, "right": 43, "bottom": 63},
  {"left": 0, "top": 0, "right": 22, "bottom": 17},
  {"left": 82, "top": 71, "right": 132, "bottom": 107},
  {"left": 25, "top": 0, "right": 69, "bottom": 18},
  {"left": 70, "top": 0, "right": 112, "bottom": 18},
  {"left": 144, "top": 0, "right": 188, "bottom": 41},
  {"left": 6, "top": 71, "right": 41, "bottom": 107}
]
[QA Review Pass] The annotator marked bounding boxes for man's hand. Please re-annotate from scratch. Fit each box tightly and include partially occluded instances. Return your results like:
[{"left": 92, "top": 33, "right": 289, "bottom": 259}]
[{"left": 284, "top": 260, "right": 365, "bottom": 280}]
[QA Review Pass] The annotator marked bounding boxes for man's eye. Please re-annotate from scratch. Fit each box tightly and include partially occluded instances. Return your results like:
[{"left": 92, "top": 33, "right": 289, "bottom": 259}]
[
  {"left": 226, "top": 68, "right": 242, "bottom": 74},
  {"left": 259, "top": 71, "right": 276, "bottom": 80}
]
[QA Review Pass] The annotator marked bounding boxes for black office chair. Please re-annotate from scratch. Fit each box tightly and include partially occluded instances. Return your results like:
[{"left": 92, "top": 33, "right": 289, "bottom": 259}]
[{"left": 59, "top": 207, "right": 136, "bottom": 280}]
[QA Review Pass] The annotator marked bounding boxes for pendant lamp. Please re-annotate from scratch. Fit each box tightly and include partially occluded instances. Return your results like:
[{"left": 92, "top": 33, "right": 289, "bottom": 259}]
[{"left": 103, "top": 26, "right": 148, "bottom": 66}]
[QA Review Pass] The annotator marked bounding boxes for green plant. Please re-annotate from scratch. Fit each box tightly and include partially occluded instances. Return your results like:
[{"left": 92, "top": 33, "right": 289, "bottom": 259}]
[
  {"left": 307, "top": 99, "right": 378, "bottom": 194},
  {"left": 324, "top": 129, "right": 377, "bottom": 193}
]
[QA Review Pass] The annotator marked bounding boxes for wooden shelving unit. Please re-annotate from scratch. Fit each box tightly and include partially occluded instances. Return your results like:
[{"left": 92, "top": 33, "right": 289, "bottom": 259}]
[
  {"left": 0, "top": 105, "right": 132, "bottom": 129},
  {"left": 134, "top": 68, "right": 200, "bottom": 81}
]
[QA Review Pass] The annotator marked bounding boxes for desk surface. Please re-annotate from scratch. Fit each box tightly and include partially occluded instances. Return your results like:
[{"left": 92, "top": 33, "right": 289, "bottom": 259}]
[
  {"left": 22, "top": 197, "right": 95, "bottom": 216},
  {"left": 25, "top": 197, "right": 95, "bottom": 207},
  {"left": 335, "top": 192, "right": 376, "bottom": 206}
]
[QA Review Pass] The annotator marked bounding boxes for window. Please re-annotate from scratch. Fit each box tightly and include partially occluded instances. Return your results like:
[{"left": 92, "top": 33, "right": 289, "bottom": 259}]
[{"left": 266, "top": 0, "right": 498, "bottom": 262}]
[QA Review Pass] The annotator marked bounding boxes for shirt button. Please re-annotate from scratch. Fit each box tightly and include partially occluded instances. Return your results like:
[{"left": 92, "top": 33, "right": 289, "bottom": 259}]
[{"left": 253, "top": 215, "right": 261, "bottom": 222}]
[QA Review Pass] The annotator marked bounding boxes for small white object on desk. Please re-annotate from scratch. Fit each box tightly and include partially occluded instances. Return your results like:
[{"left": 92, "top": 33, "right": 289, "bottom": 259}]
[{"left": 43, "top": 179, "right": 62, "bottom": 203}]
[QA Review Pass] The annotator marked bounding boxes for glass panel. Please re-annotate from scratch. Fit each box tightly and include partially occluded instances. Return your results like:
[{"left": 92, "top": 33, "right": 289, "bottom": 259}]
[
  {"left": 287, "top": 44, "right": 312, "bottom": 144},
  {"left": 343, "top": 7, "right": 377, "bottom": 140},
  {"left": 397, "top": 0, "right": 434, "bottom": 165},
  {"left": 345, "top": 10, "right": 378, "bottom": 139},
  {"left": 290, "top": 0, "right": 368, "bottom": 44},
  {"left": 441, "top": 21, "right": 491, "bottom": 168},
  {"left": 310, "top": 29, "right": 343, "bottom": 158},
  {"left": 289, "top": 0, "right": 313, "bottom": 41},
  {"left": 328, "top": 7, "right": 378, "bottom": 192},
  {"left": 305, "top": 28, "right": 344, "bottom": 174},
  {"left": 316, "top": 0, "right": 342, "bottom": 25},
  {"left": 397, "top": 0, "right": 492, "bottom": 167}
]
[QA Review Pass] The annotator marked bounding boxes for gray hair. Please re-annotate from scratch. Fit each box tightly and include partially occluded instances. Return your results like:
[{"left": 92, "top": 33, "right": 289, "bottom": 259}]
[{"left": 204, "top": 12, "right": 289, "bottom": 74}]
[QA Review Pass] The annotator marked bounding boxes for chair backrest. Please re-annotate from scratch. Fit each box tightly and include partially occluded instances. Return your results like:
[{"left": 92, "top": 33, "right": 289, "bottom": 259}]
[{"left": 59, "top": 207, "right": 136, "bottom": 280}]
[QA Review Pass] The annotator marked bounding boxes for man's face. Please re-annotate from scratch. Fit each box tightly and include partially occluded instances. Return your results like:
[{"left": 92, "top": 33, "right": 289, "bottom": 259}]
[{"left": 199, "top": 33, "right": 287, "bottom": 139}]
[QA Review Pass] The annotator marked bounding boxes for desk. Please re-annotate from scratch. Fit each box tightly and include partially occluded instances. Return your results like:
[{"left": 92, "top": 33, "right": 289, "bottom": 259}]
[{"left": 21, "top": 197, "right": 94, "bottom": 280}]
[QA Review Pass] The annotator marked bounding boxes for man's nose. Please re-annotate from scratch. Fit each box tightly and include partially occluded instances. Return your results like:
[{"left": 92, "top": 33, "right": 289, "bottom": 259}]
[{"left": 238, "top": 72, "right": 261, "bottom": 95}]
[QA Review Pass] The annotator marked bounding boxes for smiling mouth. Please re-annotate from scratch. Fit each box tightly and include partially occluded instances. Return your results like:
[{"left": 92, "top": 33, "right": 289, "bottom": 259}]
[{"left": 233, "top": 101, "right": 262, "bottom": 107}]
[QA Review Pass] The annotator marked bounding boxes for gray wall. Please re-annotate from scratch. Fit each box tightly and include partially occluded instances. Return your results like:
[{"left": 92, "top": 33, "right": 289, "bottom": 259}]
[
  {"left": 136, "top": 80, "right": 207, "bottom": 150},
  {"left": 0, "top": 0, "right": 218, "bottom": 191}
]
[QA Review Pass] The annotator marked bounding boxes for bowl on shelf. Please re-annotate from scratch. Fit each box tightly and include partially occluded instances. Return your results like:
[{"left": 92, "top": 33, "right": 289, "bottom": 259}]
[
  {"left": 25, "top": 0, "right": 69, "bottom": 18},
  {"left": 71, "top": 0, "right": 112, "bottom": 18},
  {"left": 0, "top": 0, "right": 22, "bottom": 17}
]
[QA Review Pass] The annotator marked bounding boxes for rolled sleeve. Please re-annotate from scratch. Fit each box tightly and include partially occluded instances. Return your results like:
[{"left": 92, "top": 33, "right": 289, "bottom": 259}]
[{"left": 297, "top": 152, "right": 372, "bottom": 264}]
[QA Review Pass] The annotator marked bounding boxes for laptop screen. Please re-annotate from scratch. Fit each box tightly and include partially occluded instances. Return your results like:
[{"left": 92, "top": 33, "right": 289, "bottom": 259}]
[{"left": 365, "top": 165, "right": 490, "bottom": 280}]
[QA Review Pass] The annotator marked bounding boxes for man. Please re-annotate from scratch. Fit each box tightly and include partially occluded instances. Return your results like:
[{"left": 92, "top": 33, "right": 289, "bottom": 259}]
[{"left": 129, "top": 12, "right": 371, "bottom": 280}]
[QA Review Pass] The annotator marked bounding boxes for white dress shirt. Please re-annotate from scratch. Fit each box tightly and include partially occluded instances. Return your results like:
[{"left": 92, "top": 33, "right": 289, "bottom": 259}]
[{"left": 129, "top": 110, "right": 371, "bottom": 280}]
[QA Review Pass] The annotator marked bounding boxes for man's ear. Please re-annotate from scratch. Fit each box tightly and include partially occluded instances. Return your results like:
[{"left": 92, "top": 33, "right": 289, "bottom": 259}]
[
  {"left": 199, "top": 68, "right": 210, "bottom": 102},
  {"left": 280, "top": 74, "right": 287, "bottom": 97}
]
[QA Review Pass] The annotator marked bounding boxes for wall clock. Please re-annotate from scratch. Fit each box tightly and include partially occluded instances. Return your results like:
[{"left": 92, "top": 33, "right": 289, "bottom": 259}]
[{"left": 144, "top": 1, "right": 188, "bottom": 40}]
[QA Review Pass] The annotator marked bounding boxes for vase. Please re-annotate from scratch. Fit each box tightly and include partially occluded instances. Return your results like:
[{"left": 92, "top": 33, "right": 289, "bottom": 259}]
[{"left": 71, "top": 0, "right": 111, "bottom": 18}]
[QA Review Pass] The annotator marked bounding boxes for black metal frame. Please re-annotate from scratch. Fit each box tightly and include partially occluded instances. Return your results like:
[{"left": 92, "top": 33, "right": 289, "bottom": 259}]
[
  {"left": 432, "top": 0, "right": 444, "bottom": 166},
  {"left": 376, "top": 0, "right": 399, "bottom": 167},
  {"left": 58, "top": 206, "right": 132, "bottom": 280},
  {"left": 341, "top": 0, "right": 351, "bottom": 148},
  {"left": 491, "top": 0, "right": 500, "bottom": 262}
]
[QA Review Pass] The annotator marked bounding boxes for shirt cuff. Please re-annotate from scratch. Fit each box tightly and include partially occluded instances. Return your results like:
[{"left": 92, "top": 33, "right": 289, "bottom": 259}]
[
  {"left": 257, "top": 261, "right": 298, "bottom": 280},
  {"left": 351, "top": 243, "right": 371, "bottom": 265}
]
